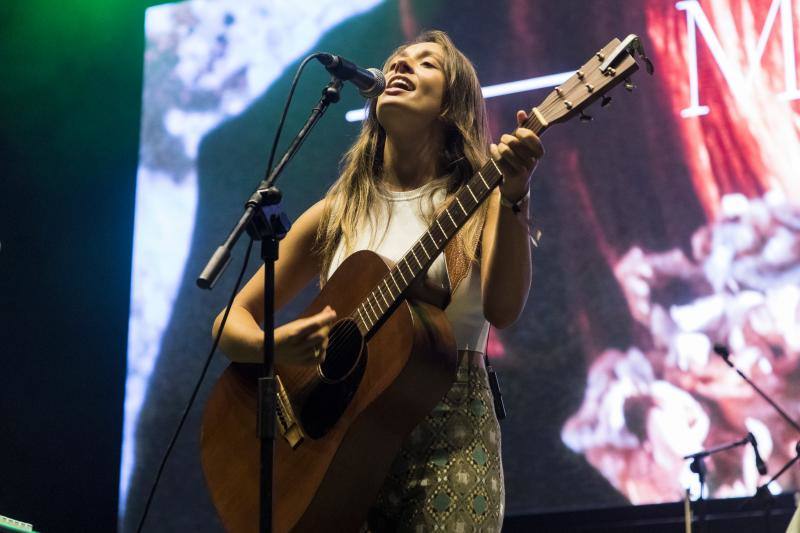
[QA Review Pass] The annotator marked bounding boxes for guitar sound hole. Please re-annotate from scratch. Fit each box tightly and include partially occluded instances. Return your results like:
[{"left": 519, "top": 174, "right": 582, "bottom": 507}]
[
  {"left": 301, "top": 318, "right": 366, "bottom": 439},
  {"left": 318, "top": 318, "right": 364, "bottom": 383}
]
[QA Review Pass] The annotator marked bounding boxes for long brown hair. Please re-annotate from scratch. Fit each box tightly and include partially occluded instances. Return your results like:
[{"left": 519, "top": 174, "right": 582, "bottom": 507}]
[{"left": 315, "top": 30, "right": 491, "bottom": 284}]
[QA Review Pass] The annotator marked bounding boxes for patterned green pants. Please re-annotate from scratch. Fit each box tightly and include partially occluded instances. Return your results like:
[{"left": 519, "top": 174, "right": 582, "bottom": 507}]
[{"left": 367, "top": 353, "right": 505, "bottom": 532}]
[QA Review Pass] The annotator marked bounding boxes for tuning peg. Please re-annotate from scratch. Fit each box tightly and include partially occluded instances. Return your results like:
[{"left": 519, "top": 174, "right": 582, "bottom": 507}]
[
  {"left": 624, "top": 78, "right": 635, "bottom": 92},
  {"left": 601, "top": 95, "right": 612, "bottom": 107},
  {"left": 643, "top": 55, "right": 654, "bottom": 75},
  {"left": 579, "top": 111, "right": 593, "bottom": 122},
  {"left": 629, "top": 36, "right": 655, "bottom": 75}
]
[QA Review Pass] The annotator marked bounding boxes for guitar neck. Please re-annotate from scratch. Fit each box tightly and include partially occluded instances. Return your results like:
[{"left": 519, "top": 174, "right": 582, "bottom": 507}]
[{"left": 352, "top": 115, "right": 548, "bottom": 337}]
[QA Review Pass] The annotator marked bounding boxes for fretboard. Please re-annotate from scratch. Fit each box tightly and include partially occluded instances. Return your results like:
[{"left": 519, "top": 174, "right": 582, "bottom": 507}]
[{"left": 352, "top": 114, "right": 547, "bottom": 338}]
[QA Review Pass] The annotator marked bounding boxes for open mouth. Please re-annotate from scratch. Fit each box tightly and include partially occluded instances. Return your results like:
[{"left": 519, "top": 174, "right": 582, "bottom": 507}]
[{"left": 386, "top": 76, "right": 415, "bottom": 93}]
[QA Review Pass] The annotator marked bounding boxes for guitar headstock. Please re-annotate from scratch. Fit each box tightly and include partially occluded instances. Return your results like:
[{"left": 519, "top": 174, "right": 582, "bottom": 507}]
[{"left": 529, "top": 35, "right": 653, "bottom": 129}]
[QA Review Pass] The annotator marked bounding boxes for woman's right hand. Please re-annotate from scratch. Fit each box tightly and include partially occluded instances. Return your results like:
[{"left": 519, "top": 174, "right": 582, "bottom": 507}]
[{"left": 274, "top": 305, "right": 337, "bottom": 366}]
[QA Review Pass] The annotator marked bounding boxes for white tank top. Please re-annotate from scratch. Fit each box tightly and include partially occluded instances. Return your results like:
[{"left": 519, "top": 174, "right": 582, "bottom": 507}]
[{"left": 327, "top": 183, "right": 490, "bottom": 353}]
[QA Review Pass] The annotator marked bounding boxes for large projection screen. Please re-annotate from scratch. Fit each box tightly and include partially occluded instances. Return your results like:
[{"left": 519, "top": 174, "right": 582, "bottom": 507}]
[{"left": 121, "top": 0, "right": 800, "bottom": 530}]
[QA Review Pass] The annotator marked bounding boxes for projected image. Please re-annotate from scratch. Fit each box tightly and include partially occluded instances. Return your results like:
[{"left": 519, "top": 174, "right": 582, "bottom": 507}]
[
  {"left": 563, "top": 191, "right": 800, "bottom": 502},
  {"left": 124, "top": 0, "right": 800, "bottom": 529},
  {"left": 557, "top": 0, "right": 800, "bottom": 504}
]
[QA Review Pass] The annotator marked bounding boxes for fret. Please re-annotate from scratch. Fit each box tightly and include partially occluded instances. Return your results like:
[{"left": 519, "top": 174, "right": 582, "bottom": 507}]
[
  {"left": 402, "top": 257, "right": 416, "bottom": 279},
  {"left": 419, "top": 240, "right": 431, "bottom": 260},
  {"left": 356, "top": 306, "right": 367, "bottom": 327},
  {"left": 371, "top": 298, "right": 382, "bottom": 322},
  {"left": 455, "top": 198, "right": 468, "bottom": 216},
  {"left": 366, "top": 298, "right": 379, "bottom": 323},
  {"left": 478, "top": 171, "right": 490, "bottom": 191},
  {"left": 389, "top": 271, "right": 402, "bottom": 292},
  {"left": 411, "top": 248, "right": 423, "bottom": 269},
  {"left": 436, "top": 220, "right": 447, "bottom": 238},
  {"left": 396, "top": 264, "right": 408, "bottom": 284},
  {"left": 359, "top": 303, "right": 370, "bottom": 326},
  {"left": 382, "top": 278, "right": 396, "bottom": 300},
  {"left": 446, "top": 210, "right": 457, "bottom": 229},
  {"left": 459, "top": 191, "right": 475, "bottom": 210},
  {"left": 371, "top": 288, "right": 381, "bottom": 309},
  {"left": 466, "top": 184, "right": 479, "bottom": 204},
  {"left": 427, "top": 229, "right": 441, "bottom": 247},
  {"left": 362, "top": 306, "right": 375, "bottom": 329},
  {"left": 376, "top": 284, "right": 390, "bottom": 307},
  {"left": 489, "top": 158, "right": 503, "bottom": 180}
]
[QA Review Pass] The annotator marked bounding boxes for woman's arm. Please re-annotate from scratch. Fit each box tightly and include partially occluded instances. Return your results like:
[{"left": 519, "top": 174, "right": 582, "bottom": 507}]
[
  {"left": 212, "top": 199, "right": 334, "bottom": 364},
  {"left": 480, "top": 110, "right": 543, "bottom": 329}
]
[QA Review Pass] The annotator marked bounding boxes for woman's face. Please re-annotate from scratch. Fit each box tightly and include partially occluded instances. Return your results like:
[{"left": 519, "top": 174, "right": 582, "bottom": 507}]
[{"left": 376, "top": 42, "right": 447, "bottom": 133}]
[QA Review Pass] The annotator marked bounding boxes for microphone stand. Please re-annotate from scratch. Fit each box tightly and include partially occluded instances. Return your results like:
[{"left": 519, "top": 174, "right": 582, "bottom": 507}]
[
  {"left": 197, "top": 76, "right": 343, "bottom": 533},
  {"left": 714, "top": 344, "right": 800, "bottom": 434},
  {"left": 755, "top": 442, "right": 800, "bottom": 495},
  {"left": 746, "top": 441, "right": 800, "bottom": 533},
  {"left": 684, "top": 435, "right": 751, "bottom": 533},
  {"left": 714, "top": 345, "right": 800, "bottom": 530}
]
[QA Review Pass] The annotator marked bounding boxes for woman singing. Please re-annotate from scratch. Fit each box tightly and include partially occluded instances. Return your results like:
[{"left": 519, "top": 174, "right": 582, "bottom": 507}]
[{"left": 214, "top": 30, "right": 542, "bottom": 531}]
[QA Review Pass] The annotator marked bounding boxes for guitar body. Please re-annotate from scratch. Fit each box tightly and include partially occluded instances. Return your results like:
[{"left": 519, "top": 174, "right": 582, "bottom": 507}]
[{"left": 201, "top": 250, "right": 458, "bottom": 532}]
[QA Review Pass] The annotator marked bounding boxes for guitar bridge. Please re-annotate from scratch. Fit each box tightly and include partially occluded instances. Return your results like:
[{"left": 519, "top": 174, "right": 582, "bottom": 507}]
[{"left": 275, "top": 375, "right": 305, "bottom": 449}]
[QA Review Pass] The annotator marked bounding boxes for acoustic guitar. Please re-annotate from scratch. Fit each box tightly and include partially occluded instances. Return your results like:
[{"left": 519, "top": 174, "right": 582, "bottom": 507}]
[{"left": 201, "top": 35, "right": 651, "bottom": 532}]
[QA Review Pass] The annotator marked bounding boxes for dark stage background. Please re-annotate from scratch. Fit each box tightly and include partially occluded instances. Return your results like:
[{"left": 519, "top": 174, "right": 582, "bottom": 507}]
[
  {"left": 2, "top": 1, "right": 799, "bottom": 533},
  {"left": 0, "top": 1, "right": 144, "bottom": 531}
]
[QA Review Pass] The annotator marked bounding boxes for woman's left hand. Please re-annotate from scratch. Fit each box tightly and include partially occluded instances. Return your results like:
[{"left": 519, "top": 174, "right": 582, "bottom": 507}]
[{"left": 489, "top": 110, "right": 544, "bottom": 202}]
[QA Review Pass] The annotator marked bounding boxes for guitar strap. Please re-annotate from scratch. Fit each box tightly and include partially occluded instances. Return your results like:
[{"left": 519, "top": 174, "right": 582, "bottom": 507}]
[
  {"left": 442, "top": 210, "right": 507, "bottom": 422},
  {"left": 442, "top": 214, "right": 483, "bottom": 296}
]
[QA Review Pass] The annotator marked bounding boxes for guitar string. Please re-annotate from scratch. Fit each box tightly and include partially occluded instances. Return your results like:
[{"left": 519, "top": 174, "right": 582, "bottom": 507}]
[
  {"left": 318, "top": 75, "right": 581, "bottom": 354},
  {"left": 319, "top": 151, "right": 508, "bottom": 358},
  {"left": 317, "top": 61, "right": 610, "bottom": 367},
  {"left": 317, "top": 89, "right": 576, "bottom": 365},
  {"left": 318, "top": 82, "right": 590, "bottom": 362}
]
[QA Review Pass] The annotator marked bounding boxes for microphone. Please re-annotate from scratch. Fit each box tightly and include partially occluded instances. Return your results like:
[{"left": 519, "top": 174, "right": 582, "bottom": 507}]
[
  {"left": 712, "top": 342, "right": 729, "bottom": 359},
  {"left": 317, "top": 53, "right": 385, "bottom": 98},
  {"left": 747, "top": 432, "right": 768, "bottom": 475},
  {"left": 713, "top": 342, "right": 734, "bottom": 368}
]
